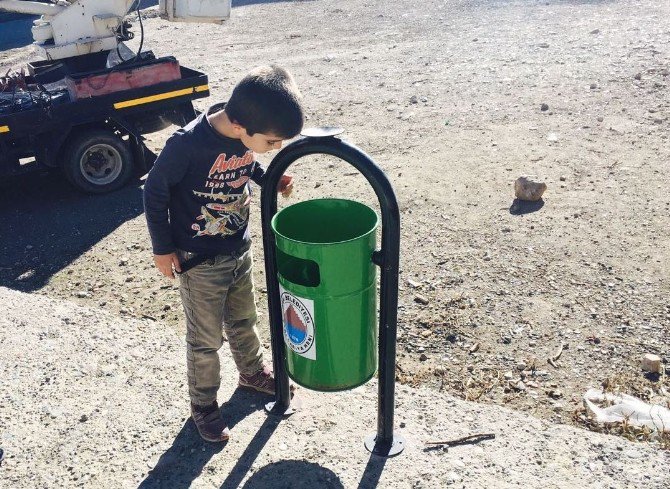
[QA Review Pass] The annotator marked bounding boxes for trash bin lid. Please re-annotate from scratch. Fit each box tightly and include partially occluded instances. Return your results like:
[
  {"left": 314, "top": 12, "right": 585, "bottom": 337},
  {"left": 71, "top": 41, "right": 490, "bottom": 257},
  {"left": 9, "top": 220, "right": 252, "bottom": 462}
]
[{"left": 301, "top": 126, "right": 345, "bottom": 138}]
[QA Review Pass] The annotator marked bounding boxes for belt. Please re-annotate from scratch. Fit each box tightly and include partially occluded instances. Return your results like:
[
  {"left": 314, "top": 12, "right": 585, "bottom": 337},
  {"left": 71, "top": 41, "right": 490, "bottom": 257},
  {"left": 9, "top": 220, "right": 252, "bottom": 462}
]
[
  {"left": 177, "top": 253, "right": 215, "bottom": 274},
  {"left": 176, "top": 243, "right": 250, "bottom": 274}
]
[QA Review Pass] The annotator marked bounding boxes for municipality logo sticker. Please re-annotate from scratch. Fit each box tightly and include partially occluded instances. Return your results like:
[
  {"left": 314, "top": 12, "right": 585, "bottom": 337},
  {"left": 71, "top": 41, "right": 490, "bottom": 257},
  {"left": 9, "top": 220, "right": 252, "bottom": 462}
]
[{"left": 280, "top": 286, "right": 316, "bottom": 360}]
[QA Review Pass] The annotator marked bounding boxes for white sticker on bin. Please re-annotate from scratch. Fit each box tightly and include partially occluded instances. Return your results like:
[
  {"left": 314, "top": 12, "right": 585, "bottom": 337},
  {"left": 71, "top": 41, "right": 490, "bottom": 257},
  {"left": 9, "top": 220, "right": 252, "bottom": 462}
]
[{"left": 280, "top": 285, "right": 316, "bottom": 361}]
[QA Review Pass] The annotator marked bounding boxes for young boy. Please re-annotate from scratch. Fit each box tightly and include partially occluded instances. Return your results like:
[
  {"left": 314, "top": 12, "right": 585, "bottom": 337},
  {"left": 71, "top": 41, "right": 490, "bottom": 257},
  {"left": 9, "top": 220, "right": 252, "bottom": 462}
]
[{"left": 143, "top": 65, "right": 303, "bottom": 442}]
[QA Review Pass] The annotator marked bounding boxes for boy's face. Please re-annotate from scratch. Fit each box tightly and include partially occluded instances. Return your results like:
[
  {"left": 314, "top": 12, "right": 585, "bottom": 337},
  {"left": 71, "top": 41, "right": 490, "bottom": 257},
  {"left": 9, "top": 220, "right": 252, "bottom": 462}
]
[{"left": 238, "top": 127, "right": 285, "bottom": 154}]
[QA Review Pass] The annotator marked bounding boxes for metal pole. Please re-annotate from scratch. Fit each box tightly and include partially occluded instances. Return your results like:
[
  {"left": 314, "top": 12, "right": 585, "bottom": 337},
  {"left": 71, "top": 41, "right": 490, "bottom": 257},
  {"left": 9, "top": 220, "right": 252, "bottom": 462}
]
[{"left": 261, "top": 133, "right": 404, "bottom": 457}]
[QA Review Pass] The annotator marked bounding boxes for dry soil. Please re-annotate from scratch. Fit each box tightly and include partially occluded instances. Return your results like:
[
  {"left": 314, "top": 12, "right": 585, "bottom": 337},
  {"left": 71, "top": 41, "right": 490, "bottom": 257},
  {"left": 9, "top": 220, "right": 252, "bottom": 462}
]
[{"left": 1, "top": 0, "right": 669, "bottom": 472}]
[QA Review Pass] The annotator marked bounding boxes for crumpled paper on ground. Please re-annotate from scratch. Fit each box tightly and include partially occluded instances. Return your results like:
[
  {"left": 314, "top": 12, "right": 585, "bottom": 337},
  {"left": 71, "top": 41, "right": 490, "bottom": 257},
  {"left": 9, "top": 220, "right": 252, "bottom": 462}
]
[{"left": 584, "top": 388, "right": 670, "bottom": 432}]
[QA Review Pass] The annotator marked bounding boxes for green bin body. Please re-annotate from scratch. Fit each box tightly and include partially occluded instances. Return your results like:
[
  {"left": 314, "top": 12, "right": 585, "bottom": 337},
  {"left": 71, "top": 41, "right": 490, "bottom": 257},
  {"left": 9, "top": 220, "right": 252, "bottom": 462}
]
[{"left": 271, "top": 198, "right": 378, "bottom": 391}]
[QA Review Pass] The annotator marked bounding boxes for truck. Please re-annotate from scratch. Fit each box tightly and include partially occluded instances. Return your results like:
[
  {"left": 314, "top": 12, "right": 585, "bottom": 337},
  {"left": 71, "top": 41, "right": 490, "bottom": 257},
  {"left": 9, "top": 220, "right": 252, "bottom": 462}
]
[{"left": 0, "top": 0, "right": 229, "bottom": 193}]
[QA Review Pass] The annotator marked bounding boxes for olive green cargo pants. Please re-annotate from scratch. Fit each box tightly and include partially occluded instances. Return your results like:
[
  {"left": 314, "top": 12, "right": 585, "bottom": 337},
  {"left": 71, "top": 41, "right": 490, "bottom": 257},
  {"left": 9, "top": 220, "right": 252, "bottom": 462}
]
[{"left": 178, "top": 249, "right": 264, "bottom": 406}]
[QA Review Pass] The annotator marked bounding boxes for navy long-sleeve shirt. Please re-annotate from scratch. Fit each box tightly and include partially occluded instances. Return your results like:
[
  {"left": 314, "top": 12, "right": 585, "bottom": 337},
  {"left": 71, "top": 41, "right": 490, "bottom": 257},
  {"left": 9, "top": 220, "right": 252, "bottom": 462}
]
[{"left": 143, "top": 104, "right": 265, "bottom": 256}]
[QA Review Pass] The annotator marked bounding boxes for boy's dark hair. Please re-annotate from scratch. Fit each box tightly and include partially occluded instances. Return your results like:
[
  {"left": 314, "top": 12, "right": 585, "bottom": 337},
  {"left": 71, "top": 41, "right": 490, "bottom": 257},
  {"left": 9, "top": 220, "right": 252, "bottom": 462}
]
[{"left": 225, "top": 65, "right": 304, "bottom": 139}]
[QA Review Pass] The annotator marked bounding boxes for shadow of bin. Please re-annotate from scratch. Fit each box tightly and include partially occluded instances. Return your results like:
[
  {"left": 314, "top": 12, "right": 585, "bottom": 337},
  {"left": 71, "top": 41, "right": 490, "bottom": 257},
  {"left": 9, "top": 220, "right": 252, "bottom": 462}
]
[{"left": 271, "top": 198, "right": 378, "bottom": 391}]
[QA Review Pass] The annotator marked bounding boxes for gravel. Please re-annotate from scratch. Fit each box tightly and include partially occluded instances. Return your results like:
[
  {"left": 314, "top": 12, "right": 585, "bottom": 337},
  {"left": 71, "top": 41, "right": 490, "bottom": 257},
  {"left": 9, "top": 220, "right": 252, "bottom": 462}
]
[
  {"left": 1, "top": 0, "right": 669, "bottom": 480},
  {"left": 1, "top": 287, "right": 669, "bottom": 488}
]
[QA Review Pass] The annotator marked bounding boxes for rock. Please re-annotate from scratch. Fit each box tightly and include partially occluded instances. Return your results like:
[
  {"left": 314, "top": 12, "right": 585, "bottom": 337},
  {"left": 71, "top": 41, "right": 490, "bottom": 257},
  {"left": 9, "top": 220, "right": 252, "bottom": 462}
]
[
  {"left": 547, "top": 389, "right": 563, "bottom": 399},
  {"left": 76, "top": 291, "right": 91, "bottom": 298},
  {"left": 634, "top": 73, "right": 642, "bottom": 80},
  {"left": 42, "top": 405, "right": 63, "bottom": 418},
  {"left": 624, "top": 449, "right": 643, "bottom": 459},
  {"left": 119, "top": 257, "right": 129, "bottom": 266},
  {"left": 16, "top": 270, "right": 35, "bottom": 281},
  {"left": 540, "top": 103, "right": 549, "bottom": 111},
  {"left": 641, "top": 353, "right": 662, "bottom": 374},
  {"left": 409, "top": 95, "right": 418, "bottom": 104},
  {"left": 446, "top": 471, "right": 460, "bottom": 484},
  {"left": 420, "top": 353, "right": 428, "bottom": 361},
  {"left": 538, "top": 43, "right": 549, "bottom": 48},
  {"left": 407, "top": 279, "right": 421, "bottom": 288},
  {"left": 559, "top": 175, "right": 566, "bottom": 182},
  {"left": 546, "top": 132, "right": 559, "bottom": 142},
  {"left": 590, "top": 29, "right": 600, "bottom": 34},
  {"left": 414, "top": 294, "right": 429, "bottom": 305},
  {"left": 514, "top": 176, "right": 547, "bottom": 201},
  {"left": 590, "top": 83, "right": 598, "bottom": 89}
]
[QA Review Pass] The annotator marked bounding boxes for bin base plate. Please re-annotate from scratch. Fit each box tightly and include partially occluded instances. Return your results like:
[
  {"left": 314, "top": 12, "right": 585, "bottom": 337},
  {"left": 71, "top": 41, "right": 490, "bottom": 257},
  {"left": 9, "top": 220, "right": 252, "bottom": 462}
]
[
  {"left": 364, "top": 433, "right": 405, "bottom": 457},
  {"left": 264, "top": 396, "right": 302, "bottom": 417}
]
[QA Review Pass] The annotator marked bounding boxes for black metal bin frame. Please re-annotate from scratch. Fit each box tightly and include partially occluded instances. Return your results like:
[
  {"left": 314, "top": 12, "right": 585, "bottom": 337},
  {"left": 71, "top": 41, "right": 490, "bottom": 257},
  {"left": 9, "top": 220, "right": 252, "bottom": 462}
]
[{"left": 260, "top": 131, "right": 405, "bottom": 457}]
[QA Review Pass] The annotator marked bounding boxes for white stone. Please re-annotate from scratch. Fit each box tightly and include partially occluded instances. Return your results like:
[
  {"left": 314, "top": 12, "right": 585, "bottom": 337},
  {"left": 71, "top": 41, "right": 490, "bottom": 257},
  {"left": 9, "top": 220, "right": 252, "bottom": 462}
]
[{"left": 641, "top": 353, "right": 662, "bottom": 373}]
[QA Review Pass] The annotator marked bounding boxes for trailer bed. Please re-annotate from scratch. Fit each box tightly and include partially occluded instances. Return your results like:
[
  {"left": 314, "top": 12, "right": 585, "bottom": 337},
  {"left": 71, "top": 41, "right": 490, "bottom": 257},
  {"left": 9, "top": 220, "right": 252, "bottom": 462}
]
[
  {"left": 0, "top": 56, "right": 210, "bottom": 191},
  {"left": 0, "top": 64, "right": 209, "bottom": 139}
]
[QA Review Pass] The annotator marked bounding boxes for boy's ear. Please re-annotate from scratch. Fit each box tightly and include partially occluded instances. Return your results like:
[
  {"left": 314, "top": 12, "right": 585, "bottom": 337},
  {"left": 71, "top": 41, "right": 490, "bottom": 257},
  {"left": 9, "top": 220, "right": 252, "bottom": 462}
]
[{"left": 230, "top": 121, "right": 247, "bottom": 137}]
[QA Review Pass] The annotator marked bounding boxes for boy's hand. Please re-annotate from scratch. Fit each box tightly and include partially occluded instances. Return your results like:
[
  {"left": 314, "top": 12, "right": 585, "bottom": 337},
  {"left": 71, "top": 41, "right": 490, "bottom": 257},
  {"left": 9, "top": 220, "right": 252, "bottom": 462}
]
[
  {"left": 277, "top": 174, "right": 294, "bottom": 198},
  {"left": 154, "top": 252, "right": 181, "bottom": 279}
]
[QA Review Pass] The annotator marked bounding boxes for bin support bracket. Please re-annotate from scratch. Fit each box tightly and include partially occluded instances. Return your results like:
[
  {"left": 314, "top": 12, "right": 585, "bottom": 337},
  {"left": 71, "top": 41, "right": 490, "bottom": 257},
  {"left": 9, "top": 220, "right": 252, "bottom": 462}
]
[
  {"left": 371, "top": 250, "right": 384, "bottom": 266},
  {"left": 260, "top": 129, "right": 404, "bottom": 457}
]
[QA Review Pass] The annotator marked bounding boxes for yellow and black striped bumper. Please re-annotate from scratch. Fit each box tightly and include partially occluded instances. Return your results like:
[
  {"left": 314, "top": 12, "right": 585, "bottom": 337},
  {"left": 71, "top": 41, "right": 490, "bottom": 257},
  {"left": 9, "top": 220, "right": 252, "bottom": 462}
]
[{"left": 113, "top": 84, "right": 209, "bottom": 110}]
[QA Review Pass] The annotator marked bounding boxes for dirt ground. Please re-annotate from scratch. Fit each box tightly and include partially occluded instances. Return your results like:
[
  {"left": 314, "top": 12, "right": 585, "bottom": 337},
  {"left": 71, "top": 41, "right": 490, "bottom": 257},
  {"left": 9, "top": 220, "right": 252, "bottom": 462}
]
[
  {"left": 1, "top": 0, "right": 669, "bottom": 444},
  {"left": 2, "top": 288, "right": 668, "bottom": 488}
]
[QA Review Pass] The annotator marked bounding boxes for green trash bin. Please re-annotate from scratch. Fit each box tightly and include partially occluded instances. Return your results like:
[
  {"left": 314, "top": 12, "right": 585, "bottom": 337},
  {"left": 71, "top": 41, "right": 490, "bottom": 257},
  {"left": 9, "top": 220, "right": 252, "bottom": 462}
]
[{"left": 271, "top": 198, "right": 379, "bottom": 391}]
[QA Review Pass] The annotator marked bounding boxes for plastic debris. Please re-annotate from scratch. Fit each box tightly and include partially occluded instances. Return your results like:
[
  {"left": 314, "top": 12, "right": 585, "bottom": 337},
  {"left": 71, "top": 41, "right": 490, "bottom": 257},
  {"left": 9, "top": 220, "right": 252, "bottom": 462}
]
[{"left": 583, "top": 388, "right": 670, "bottom": 433}]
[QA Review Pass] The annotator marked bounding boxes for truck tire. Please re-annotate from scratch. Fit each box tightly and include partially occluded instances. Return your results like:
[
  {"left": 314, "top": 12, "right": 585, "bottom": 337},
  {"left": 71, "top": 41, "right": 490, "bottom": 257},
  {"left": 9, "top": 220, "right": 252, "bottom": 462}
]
[{"left": 63, "top": 129, "right": 135, "bottom": 194}]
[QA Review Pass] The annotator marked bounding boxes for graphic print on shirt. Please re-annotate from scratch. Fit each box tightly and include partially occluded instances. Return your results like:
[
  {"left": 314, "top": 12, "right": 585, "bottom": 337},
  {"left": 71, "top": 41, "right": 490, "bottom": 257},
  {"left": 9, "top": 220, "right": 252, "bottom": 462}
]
[
  {"left": 191, "top": 186, "right": 251, "bottom": 237},
  {"left": 190, "top": 150, "right": 255, "bottom": 238},
  {"left": 206, "top": 150, "right": 254, "bottom": 190}
]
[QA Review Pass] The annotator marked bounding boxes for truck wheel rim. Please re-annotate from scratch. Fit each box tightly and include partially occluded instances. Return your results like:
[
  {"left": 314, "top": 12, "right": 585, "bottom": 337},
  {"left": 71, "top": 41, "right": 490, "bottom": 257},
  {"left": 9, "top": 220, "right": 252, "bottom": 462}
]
[{"left": 80, "top": 144, "right": 123, "bottom": 186}]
